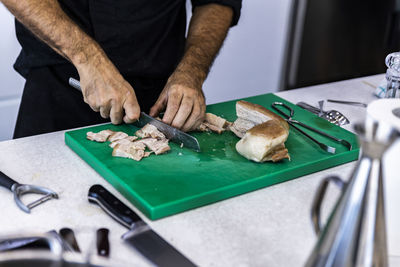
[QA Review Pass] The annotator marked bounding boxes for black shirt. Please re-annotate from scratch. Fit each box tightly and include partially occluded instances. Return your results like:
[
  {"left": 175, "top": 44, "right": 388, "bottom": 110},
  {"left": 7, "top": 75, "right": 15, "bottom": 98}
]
[{"left": 14, "top": 0, "right": 242, "bottom": 79}]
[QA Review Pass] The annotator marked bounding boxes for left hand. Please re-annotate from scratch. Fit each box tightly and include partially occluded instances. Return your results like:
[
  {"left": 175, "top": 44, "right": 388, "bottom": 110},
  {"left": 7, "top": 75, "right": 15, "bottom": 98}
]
[{"left": 149, "top": 75, "right": 206, "bottom": 132}]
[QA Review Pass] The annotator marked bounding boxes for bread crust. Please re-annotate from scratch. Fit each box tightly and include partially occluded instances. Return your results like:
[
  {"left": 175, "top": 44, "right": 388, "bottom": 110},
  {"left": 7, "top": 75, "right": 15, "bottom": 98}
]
[
  {"left": 237, "top": 100, "right": 289, "bottom": 131},
  {"left": 247, "top": 120, "right": 288, "bottom": 139}
]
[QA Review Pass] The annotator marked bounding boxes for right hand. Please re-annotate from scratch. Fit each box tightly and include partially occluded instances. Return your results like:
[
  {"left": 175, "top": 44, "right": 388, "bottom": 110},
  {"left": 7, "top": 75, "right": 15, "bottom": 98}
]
[{"left": 75, "top": 55, "right": 140, "bottom": 124}]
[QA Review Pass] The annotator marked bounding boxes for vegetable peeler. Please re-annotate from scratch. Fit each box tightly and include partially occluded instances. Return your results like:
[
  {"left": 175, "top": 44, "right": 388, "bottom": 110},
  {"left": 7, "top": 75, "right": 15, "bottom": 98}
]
[{"left": 0, "top": 171, "right": 58, "bottom": 213}]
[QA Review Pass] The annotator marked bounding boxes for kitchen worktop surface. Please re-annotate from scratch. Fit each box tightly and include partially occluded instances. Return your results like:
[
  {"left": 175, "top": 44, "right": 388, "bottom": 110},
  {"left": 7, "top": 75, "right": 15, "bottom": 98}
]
[{"left": 0, "top": 74, "right": 399, "bottom": 266}]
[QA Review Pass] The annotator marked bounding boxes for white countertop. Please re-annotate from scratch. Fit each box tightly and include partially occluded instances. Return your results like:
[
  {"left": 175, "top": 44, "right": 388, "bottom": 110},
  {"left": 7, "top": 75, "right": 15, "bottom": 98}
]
[{"left": 0, "top": 74, "right": 399, "bottom": 266}]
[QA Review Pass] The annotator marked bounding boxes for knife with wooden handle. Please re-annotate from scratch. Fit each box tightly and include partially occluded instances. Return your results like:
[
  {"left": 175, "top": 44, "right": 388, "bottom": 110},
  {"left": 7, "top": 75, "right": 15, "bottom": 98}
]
[
  {"left": 88, "top": 184, "right": 196, "bottom": 267},
  {"left": 69, "top": 78, "right": 201, "bottom": 152}
]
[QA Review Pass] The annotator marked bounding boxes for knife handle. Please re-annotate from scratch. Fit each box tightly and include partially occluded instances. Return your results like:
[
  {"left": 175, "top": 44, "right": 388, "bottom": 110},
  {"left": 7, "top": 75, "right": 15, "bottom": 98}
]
[
  {"left": 68, "top": 78, "right": 82, "bottom": 91},
  {"left": 0, "top": 171, "right": 18, "bottom": 191},
  {"left": 88, "top": 184, "right": 142, "bottom": 229},
  {"left": 96, "top": 228, "right": 110, "bottom": 257}
]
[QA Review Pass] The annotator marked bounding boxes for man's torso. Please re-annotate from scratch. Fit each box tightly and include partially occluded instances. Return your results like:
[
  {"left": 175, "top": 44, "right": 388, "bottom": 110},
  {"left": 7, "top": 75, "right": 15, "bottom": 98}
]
[{"left": 14, "top": 0, "right": 187, "bottom": 79}]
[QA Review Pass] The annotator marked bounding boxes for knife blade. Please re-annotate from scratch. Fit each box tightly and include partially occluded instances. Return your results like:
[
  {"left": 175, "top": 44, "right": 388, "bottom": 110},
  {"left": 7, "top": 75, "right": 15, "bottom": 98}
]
[
  {"left": 69, "top": 78, "right": 201, "bottom": 152},
  {"left": 88, "top": 184, "right": 196, "bottom": 267},
  {"left": 0, "top": 237, "right": 39, "bottom": 251},
  {"left": 133, "top": 112, "right": 200, "bottom": 152},
  {"left": 0, "top": 230, "right": 73, "bottom": 252}
]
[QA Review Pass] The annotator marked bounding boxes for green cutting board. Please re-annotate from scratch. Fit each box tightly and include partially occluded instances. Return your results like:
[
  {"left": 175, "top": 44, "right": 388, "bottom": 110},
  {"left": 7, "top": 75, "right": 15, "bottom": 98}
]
[{"left": 65, "top": 93, "right": 359, "bottom": 220}]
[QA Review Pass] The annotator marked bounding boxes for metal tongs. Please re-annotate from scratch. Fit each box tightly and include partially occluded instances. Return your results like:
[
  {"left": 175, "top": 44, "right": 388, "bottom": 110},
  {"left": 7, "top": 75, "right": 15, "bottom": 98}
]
[
  {"left": 0, "top": 171, "right": 58, "bottom": 213},
  {"left": 271, "top": 102, "right": 352, "bottom": 154}
]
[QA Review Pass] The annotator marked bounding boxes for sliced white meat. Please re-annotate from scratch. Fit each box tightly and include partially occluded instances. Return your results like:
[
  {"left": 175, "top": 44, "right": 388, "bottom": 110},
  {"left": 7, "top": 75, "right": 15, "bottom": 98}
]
[
  {"left": 202, "top": 122, "right": 225, "bottom": 134},
  {"left": 108, "top": 131, "right": 129, "bottom": 142},
  {"left": 230, "top": 118, "right": 257, "bottom": 138},
  {"left": 112, "top": 143, "right": 145, "bottom": 161},
  {"left": 137, "top": 138, "right": 170, "bottom": 155},
  {"left": 197, "top": 123, "right": 209, "bottom": 132},
  {"left": 143, "top": 151, "right": 152, "bottom": 158},
  {"left": 109, "top": 136, "right": 138, "bottom": 148},
  {"left": 125, "top": 136, "right": 138, "bottom": 142},
  {"left": 196, "top": 113, "right": 232, "bottom": 134},
  {"left": 135, "top": 124, "right": 166, "bottom": 139},
  {"left": 205, "top": 113, "right": 229, "bottom": 129},
  {"left": 86, "top": 129, "right": 115, "bottom": 142}
]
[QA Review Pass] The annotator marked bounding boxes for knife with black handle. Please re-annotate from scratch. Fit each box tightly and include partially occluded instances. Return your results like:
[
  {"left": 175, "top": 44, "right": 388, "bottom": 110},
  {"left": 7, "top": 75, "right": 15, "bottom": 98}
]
[{"left": 88, "top": 184, "right": 196, "bottom": 267}]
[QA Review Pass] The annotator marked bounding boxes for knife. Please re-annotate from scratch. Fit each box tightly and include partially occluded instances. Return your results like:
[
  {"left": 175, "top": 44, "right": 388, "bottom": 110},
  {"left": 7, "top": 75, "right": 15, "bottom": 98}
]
[
  {"left": 88, "top": 184, "right": 196, "bottom": 267},
  {"left": 69, "top": 78, "right": 201, "bottom": 152},
  {"left": 0, "top": 230, "right": 73, "bottom": 252}
]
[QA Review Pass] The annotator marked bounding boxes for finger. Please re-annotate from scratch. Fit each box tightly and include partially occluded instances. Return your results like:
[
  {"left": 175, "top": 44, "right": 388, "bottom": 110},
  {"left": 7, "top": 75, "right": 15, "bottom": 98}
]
[
  {"left": 123, "top": 93, "right": 141, "bottom": 124},
  {"left": 171, "top": 96, "right": 193, "bottom": 129},
  {"left": 110, "top": 101, "right": 124, "bottom": 124},
  {"left": 85, "top": 94, "right": 100, "bottom": 112},
  {"left": 149, "top": 94, "right": 167, "bottom": 117},
  {"left": 182, "top": 101, "right": 203, "bottom": 132},
  {"left": 82, "top": 83, "right": 98, "bottom": 110},
  {"left": 192, "top": 100, "right": 207, "bottom": 130},
  {"left": 99, "top": 101, "right": 111, "bottom": 119},
  {"left": 89, "top": 105, "right": 100, "bottom": 113},
  {"left": 162, "top": 91, "right": 183, "bottom": 125}
]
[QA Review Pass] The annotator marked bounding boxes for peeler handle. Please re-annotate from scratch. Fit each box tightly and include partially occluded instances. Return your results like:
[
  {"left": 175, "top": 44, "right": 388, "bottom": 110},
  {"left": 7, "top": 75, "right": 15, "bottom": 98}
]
[{"left": 0, "top": 171, "right": 18, "bottom": 191}]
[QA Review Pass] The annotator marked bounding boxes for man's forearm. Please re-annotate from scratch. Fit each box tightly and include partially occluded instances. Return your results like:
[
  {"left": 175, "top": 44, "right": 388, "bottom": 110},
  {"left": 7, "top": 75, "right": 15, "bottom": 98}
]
[
  {"left": 150, "top": 4, "right": 233, "bottom": 131},
  {"left": 1, "top": 0, "right": 105, "bottom": 67},
  {"left": 2, "top": 0, "right": 141, "bottom": 124},
  {"left": 173, "top": 4, "right": 233, "bottom": 89}
]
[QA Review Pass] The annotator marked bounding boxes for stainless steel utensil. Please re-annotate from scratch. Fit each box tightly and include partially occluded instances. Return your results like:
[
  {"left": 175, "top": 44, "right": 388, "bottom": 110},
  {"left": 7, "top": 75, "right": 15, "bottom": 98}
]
[
  {"left": 0, "top": 230, "right": 72, "bottom": 252},
  {"left": 305, "top": 122, "right": 398, "bottom": 267},
  {"left": 0, "top": 171, "right": 58, "bottom": 213},
  {"left": 318, "top": 100, "right": 324, "bottom": 117},
  {"left": 0, "top": 233, "right": 122, "bottom": 267},
  {"left": 327, "top": 99, "right": 367, "bottom": 107},
  {"left": 297, "top": 101, "right": 350, "bottom": 126},
  {"left": 271, "top": 102, "right": 352, "bottom": 153},
  {"left": 318, "top": 100, "right": 350, "bottom": 126},
  {"left": 296, "top": 102, "right": 322, "bottom": 114},
  {"left": 68, "top": 78, "right": 201, "bottom": 152},
  {"left": 88, "top": 184, "right": 196, "bottom": 267},
  {"left": 59, "top": 228, "right": 81, "bottom": 253}
]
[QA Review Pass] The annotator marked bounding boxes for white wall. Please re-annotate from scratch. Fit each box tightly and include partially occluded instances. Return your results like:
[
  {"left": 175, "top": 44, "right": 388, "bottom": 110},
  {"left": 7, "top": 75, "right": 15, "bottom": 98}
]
[
  {"left": 200, "top": 0, "right": 292, "bottom": 104},
  {"left": 0, "top": 0, "right": 292, "bottom": 141},
  {"left": 0, "top": 4, "right": 24, "bottom": 141}
]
